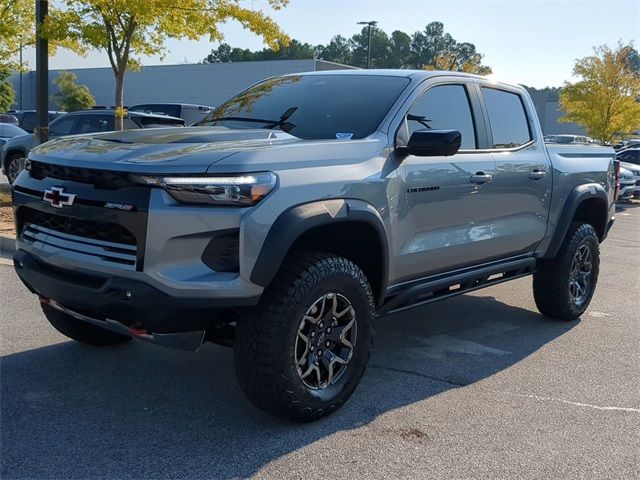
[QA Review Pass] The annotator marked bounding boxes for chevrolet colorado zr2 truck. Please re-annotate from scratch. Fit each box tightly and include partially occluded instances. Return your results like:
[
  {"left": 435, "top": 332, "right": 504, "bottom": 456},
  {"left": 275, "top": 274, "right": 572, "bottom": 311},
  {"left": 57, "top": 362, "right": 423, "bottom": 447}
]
[{"left": 11, "top": 71, "right": 617, "bottom": 421}]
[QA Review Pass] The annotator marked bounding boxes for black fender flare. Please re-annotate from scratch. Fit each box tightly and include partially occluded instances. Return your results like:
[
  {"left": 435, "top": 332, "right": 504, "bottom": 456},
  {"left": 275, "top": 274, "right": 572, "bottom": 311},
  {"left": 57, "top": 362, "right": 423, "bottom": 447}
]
[
  {"left": 250, "top": 199, "right": 389, "bottom": 302},
  {"left": 543, "top": 183, "right": 610, "bottom": 259}
]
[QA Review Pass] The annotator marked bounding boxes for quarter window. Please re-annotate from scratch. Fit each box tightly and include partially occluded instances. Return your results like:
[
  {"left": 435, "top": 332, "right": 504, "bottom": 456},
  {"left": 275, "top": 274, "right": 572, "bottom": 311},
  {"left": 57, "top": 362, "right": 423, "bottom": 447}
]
[
  {"left": 407, "top": 85, "right": 477, "bottom": 149},
  {"left": 482, "top": 88, "right": 532, "bottom": 148}
]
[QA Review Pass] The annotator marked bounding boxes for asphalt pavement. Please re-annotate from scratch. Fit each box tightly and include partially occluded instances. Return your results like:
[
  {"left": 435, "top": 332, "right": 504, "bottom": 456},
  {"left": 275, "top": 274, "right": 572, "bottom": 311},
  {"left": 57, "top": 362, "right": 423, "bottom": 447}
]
[{"left": 1, "top": 203, "right": 639, "bottom": 479}]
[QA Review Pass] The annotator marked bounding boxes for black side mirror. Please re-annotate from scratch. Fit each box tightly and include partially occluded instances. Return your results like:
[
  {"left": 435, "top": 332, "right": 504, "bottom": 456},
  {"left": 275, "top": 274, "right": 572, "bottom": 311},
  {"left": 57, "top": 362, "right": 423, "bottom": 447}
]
[{"left": 401, "top": 129, "right": 462, "bottom": 157}]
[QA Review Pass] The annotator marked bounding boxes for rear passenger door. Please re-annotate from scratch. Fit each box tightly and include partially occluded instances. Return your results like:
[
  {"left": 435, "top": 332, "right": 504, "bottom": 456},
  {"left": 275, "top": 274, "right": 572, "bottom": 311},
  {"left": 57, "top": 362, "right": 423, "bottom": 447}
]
[{"left": 478, "top": 85, "right": 552, "bottom": 257}]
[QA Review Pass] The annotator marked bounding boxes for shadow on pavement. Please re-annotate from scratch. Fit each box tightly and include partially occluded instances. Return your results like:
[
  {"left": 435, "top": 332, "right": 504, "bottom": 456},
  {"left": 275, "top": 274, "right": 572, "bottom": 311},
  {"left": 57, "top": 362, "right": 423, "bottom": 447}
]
[{"left": 1, "top": 293, "right": 577, "bottom": 479}]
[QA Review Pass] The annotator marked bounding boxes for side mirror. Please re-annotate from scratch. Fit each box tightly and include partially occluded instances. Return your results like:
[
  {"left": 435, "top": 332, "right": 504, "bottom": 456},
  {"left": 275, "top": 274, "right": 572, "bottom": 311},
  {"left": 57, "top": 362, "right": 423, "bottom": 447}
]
[{"left": 401, "top": 129, "right": 462, "bottom": 157}]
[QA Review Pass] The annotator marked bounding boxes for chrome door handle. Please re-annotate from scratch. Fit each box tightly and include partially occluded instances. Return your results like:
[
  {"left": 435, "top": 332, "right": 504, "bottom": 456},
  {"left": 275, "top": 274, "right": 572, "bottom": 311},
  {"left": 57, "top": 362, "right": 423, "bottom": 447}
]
[
  {"left": 470, "top": 172, "right": 492, "bottom": 184},
  {"left": 529, "top": 169, "right": 547, "bottom": 180}
]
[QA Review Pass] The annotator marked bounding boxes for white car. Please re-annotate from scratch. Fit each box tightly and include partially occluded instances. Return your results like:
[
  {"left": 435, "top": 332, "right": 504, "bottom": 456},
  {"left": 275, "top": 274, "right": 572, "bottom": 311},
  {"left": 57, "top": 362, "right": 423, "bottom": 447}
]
[{"left": 618, "top": 166, "right": 636, "bottom": 202}]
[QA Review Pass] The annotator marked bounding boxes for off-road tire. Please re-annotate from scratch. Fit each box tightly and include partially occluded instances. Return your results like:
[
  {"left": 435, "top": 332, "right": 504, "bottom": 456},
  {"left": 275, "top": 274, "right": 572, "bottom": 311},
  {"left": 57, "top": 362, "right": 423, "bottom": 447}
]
[
  {"left": 233, "top": 252, "right": 375, "bottom": 422},
  {"left": 533, "top": 222, "right": 600, "bottom": 320},
  {"left": 42, "top": 303, "right": 132, "bottom": 346}
]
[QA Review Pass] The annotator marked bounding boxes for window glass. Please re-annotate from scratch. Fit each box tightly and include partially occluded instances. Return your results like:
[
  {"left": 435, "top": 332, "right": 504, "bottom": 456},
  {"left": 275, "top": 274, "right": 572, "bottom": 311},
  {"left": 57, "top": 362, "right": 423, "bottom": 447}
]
[
  {"left": 200, "top": 75, "right": 411, "bottom": 140},
  {"left": 482, "top": 88, "right": 532, "bottom": 148},
  {"left": 20, "top": 112, "right": 36, "bottom": 132},
  {"left": 407, "top": 84, "right": 476, "bottom": 149},
  {"left": 76, "top": 115, "right": 114, "bottom": 134},
  {"left": 49, "top": 116, "right": 76, "bottom": 136}
]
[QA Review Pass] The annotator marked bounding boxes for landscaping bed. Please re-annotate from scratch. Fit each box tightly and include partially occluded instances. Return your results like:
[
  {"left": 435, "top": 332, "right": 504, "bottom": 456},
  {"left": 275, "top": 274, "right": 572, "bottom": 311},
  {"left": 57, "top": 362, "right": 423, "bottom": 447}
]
[{"left": 0, "top": 192, "right": 15, "bottom": 237}]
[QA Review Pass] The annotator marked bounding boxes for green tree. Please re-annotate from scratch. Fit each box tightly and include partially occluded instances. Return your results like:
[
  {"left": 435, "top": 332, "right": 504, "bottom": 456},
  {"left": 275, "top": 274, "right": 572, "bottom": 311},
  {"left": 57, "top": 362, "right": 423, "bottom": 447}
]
[
  {"left": 349, "top": 26, "right": 391, "bottom": 68},
  {"left": 316, "top": 35, "right": 352, "bottom": 65},
  {"left": 0, "top": 0, "right": 33, "bottom": 69},
  {"left": 50, "top": 0, "right": 290, "bottom": 128},
  {"left": 53, "top": 71, "right": 96, "bottom": 111},
  {"left": 0, "top": 66, "right": 16, "bottom": 112},
  {"left": 560, "top": 42, "right": 640, "bottom": 143}
]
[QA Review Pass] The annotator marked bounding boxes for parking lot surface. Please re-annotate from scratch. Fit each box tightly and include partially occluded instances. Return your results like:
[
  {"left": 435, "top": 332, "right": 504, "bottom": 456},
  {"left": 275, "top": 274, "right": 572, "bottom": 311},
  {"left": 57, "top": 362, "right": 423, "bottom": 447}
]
[{"left": 1, "top": 203, "right": 639, "bottom": 479}]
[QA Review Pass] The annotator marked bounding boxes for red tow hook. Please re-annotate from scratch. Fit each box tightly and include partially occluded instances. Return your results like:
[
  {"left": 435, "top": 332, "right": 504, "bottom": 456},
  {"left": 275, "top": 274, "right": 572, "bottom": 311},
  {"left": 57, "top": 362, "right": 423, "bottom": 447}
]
[{"left": 129, "top": 326, "right": 150, "bottom": 337}]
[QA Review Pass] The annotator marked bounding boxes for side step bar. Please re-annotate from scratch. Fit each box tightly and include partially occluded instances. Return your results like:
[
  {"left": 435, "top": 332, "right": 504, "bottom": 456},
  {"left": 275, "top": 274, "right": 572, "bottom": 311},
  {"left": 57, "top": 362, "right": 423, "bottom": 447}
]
[
  {"left": 42, "top": 298, "right": 205, "bottom": 351},
  {"left": 377, "top": 257, "right": 536, "bottom": 317}
]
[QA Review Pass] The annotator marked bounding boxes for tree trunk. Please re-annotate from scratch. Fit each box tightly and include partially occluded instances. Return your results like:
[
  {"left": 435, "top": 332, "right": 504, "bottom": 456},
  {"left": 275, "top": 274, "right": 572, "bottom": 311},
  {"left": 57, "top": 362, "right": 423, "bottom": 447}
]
[{"left": 114, "top": 71, "right": 125, "bottom": 131}]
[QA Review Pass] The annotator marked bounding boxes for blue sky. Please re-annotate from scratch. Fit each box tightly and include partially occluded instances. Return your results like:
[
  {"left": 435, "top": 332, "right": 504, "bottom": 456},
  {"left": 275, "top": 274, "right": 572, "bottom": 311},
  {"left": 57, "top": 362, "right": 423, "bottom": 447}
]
[{"left": 23, "top": 0, "right": 640, "bottom": 88}]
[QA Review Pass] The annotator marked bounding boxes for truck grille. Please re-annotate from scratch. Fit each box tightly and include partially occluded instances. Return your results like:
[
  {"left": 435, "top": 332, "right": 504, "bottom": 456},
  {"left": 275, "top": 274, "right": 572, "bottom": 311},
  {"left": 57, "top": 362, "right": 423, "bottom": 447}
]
[
  {"left": 29, "top": 161, "right": 132, "bottom": 189},
  {"left": 18, "top": 210, "right": 138, "bottom": 269}
]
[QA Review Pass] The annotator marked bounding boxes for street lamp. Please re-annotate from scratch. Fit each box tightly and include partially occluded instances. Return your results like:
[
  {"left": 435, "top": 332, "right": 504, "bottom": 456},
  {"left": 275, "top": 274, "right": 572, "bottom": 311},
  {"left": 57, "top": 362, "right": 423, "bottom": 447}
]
[{"left": 357, "top": 20, "right": 377, "bottom": 69}]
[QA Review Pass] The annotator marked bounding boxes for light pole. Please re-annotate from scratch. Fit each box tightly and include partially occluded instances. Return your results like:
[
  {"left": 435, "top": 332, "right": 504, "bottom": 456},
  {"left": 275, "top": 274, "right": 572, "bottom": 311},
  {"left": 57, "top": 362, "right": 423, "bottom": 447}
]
[
  {"left": 357, "top": 20, "right": 377, "bottom": 69},
  {"left": 18, "top": 43, "right": 23, "bottom": 110},
  {"left": 35, "top": 0, "right": 49, "bottom": 143}
]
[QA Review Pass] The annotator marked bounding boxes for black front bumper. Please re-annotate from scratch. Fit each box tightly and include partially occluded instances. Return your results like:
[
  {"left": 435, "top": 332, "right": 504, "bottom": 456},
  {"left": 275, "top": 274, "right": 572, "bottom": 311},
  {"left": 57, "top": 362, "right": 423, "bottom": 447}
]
[{"left": 14, "top": 250, "right": 259, "bottom": 334}]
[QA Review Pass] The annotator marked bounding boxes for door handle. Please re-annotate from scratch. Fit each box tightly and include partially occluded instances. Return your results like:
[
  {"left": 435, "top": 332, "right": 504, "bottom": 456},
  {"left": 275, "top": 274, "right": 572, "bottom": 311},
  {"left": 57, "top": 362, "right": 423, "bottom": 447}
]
[
  {"left": 470, "top": 172, "right": 493, "bottom": 184},
  {"left": 529, "top": 169, "right": 547, "bottom": 180}
]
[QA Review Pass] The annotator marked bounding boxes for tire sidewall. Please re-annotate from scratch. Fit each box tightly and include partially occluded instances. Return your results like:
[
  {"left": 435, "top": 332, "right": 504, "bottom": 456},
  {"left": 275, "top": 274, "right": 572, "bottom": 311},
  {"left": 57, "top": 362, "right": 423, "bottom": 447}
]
[
  {"left": 280, "top": 270, "right": 374, "bottom": 412},
  {"left": 563, "top": 226, "right": 600, "bottom": 317}
]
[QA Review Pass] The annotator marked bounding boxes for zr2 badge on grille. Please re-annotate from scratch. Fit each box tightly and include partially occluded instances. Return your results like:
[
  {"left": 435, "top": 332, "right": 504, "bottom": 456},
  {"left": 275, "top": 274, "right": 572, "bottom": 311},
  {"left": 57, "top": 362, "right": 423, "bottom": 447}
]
[{"left": 43, "top": 186, "right": 76, "bottom": 208}]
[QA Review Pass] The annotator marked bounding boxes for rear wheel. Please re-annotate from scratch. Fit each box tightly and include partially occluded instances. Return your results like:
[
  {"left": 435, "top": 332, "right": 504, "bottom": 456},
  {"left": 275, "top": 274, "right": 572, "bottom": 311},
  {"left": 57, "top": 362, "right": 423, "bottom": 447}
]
[
  {"left": 233, "top": 252, "right": 375, "bottom": 422},
  {"left": 42, "top": 304, "right": 131, "bottom": 346},
  {"left": 533, "top": 222, "right": 600, "bottom": 320}
]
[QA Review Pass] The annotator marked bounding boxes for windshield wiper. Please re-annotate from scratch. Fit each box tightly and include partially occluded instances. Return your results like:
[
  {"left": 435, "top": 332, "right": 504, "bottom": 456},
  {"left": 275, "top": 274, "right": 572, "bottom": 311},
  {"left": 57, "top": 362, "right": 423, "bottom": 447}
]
[{"left": 211, "top": 107, "right": 298, "bottom": 132}]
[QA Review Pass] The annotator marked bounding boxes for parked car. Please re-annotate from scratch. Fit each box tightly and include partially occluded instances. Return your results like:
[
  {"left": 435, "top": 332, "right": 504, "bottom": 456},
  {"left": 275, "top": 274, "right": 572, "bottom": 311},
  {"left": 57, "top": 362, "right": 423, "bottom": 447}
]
[
  {"left": 12, "top": 71, "right": 617, "bottom": 421},
  {"left": 11, "top": 110, "right": 65, "bottom": 133},
  {"left": 617, "top": 167, "right": 636, "bottom": 201},
  {"left": 128, "top": 103, "right": 214, "bottom": 125},
  {"left": 1, "top": 109, "right": 185, "bottom": 183},
  {"left": 0, "top": 114, "right": 19, "bottom": 125},
  {"left": 616, "top": 148, "right": 640, "bottom": 198},
  {"left": 0, "top": 124, "right": 28, "bottom": 147},
  {"left": 544, "top": 134, "right": 596, "bottom": 145}
]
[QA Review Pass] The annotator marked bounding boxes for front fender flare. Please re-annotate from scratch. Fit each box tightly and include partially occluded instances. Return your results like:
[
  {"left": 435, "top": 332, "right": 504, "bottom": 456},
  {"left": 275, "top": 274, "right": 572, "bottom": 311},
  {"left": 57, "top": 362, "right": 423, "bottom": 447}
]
[{"left": 250, "top": 199, "right": 389, "bottom": 301}]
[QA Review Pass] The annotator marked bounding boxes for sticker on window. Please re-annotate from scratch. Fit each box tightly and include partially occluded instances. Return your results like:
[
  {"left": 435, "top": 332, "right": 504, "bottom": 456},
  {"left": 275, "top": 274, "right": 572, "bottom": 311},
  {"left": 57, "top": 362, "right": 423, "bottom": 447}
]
[{"left": 335, "top": 132, "right": 353, "bottom": 140}]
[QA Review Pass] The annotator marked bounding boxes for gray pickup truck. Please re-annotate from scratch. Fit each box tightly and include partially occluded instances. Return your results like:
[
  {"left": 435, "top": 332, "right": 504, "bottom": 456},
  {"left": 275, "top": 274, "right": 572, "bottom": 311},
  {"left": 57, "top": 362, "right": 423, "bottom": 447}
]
[{"left": 11, "top": 70, "right": 617, "bottom": 421}]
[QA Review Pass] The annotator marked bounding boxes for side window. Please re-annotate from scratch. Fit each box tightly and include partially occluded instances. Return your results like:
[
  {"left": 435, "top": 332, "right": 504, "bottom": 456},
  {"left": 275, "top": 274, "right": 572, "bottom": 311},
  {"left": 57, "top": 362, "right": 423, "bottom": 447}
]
[
  {"left": 49, "top": 116, "right": 76, "bottom": 137},
  {"left": 21, "top": 112, "right": 36, "bottom": 132},
  {"left": 76, "top": 115, "right": 114, "bottom": 134},
  {"left": 407, "top": 84, "right": 476, "bottom": 149},
  {"left": 123, "top": 118, "right": 139, "bottom": 130},
  {"left": 482, "top": 87, "right": 532, "bottom": 148}
]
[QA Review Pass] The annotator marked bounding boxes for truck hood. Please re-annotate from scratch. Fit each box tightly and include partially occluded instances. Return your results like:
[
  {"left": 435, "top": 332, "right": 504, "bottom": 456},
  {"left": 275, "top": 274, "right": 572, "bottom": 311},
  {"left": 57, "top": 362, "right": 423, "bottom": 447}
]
[{"left": 28, "top": 127, "right": 304, "bottom": 174}]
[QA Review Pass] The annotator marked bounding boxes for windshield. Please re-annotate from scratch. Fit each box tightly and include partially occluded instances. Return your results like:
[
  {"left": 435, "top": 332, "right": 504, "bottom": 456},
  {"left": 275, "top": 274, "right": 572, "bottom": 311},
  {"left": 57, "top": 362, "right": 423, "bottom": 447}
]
[{"left": 198, "top": 74, "right": 410, "bottom": 140}]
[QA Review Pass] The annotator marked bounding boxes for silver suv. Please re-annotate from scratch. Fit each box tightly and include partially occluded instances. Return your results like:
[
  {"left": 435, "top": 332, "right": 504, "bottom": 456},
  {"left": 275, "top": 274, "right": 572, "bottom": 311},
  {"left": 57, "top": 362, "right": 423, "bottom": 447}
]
[{"left": 12, "top": 71, "right": 617, "bottom": 421}]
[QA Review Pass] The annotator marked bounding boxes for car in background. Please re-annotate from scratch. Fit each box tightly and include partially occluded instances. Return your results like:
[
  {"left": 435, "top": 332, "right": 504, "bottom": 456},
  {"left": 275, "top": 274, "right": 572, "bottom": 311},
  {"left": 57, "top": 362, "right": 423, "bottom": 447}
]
[
  {"left": 1, "top": 109, "right": 185, "bottom": 183},
  {"left": 616, "top": 147, "right": 640, "bottom": 198},
  {"left": 617, "top": 166, "right": 636, "bottom": 202},
  {"left": 544, "top": 134, "right": 596, "bottom": 145},
  {"left": 0, "top": 124, "right": 28, "bottom": 146},
  {"left": 129, "top": 103, "right": 214, "bottom": 125},
  {"left": 0, "top": 114, "right": 19, "bottom": 125},
  {"left": 10, "top": 110, "right": 66, "bottom": 133}
]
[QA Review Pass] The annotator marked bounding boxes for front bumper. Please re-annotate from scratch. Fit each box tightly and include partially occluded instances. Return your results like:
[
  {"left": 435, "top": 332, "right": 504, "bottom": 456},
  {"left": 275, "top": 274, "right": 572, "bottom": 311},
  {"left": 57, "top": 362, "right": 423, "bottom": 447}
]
[
  {"left": 618, "top": 184, "right": 636, "bottom": 200},
  {"left": 14, "top": 250, "right": 259, "bottom": 335}
]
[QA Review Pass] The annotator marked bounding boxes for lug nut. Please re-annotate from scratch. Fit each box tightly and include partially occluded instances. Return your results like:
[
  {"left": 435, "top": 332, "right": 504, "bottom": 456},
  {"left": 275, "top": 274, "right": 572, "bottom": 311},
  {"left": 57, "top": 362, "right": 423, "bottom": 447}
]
[
  {"left": 125, "top": 290, "right": 132, "bottom": 299},
  {"left": 317, "top": 349, "right": 323, "bottom": 356},
  {"left": 310, "top": 345, "right": 315, "bottom": 351},
  {"left": 319, "top": 322, "right": 324, "bottom": 328},
  {"left": 311, "top": 331, "right": 315, "bottom": 337},
  {"left": 326, "top": 327, "right": 331, "bottom": 333},
  {"left": 326, "top": 341, "right": 330, "bottom": 347}
]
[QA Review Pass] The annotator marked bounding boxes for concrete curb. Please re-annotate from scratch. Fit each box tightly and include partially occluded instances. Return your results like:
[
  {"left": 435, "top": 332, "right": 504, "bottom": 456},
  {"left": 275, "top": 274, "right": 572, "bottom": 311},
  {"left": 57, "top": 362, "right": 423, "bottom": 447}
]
[
  {"left": 0, "top": 233, "right": 16, "bottom": 256},
  {"left": 0, "top": 183, "right": 10, "bottom": 193}
]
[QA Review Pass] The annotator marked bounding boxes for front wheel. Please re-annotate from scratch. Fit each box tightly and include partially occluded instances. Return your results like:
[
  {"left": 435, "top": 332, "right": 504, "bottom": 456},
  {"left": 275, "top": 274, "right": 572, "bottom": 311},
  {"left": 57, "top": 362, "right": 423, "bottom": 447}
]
[
  {"left": 533, "top": 222, "right": 600, "bottom": 320},
  {"left": 5, "top": 155, "right": 26, "bottom": 184},
  {"left": 233, "top": 252, "right": 375, "bottom": 422}
]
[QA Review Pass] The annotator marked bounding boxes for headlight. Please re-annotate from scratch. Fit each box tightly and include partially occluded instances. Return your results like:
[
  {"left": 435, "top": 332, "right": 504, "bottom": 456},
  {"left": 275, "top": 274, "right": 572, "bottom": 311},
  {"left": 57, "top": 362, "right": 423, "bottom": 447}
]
[{"left": 135, "top": 172, "right": 277, "bottom": 206}]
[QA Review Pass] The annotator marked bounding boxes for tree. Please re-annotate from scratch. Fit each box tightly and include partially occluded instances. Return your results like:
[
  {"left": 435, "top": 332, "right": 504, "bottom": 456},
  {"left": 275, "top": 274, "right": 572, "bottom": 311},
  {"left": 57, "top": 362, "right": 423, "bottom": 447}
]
[
  {"left": 316, "top": 35, "right": 352, "bottom": 65},
  {"left": 202, "top": 39, "right": 316, "bottom": 63},
  {"left": 559, "top": 42, "right": 640, "bottom": 143},
  {"left": 51, "top": 0, "right": 289, "bottom": 128},
  {"left": 53, "top": 71, "right": 96, "bottom": 111},
  {"left": 0, "top": 66, "right": 16, "bottom": 112},
  {"left": 0, "top": 0, "right": 33, "bottom": 69}
]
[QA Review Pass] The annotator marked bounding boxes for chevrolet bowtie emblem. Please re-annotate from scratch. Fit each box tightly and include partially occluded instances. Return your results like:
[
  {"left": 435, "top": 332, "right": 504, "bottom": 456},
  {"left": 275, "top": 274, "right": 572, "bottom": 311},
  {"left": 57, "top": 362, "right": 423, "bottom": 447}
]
[{"left": 43, "top": 186, "right": 76, "bottom": 208}]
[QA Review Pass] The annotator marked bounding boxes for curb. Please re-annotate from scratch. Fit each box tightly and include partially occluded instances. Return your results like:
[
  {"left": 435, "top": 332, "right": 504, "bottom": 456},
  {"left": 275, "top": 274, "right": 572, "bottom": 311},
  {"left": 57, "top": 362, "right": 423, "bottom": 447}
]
[
  {"left": 0, "top": 183, "right": 9, "bottom": 193},
  {"left": 0, "top": 233, "right": 15, "bottom": 256}
]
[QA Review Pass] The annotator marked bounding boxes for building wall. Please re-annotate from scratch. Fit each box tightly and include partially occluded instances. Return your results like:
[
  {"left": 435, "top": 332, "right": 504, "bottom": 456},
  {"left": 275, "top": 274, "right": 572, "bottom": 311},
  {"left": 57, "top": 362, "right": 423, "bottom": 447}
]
[
  {"left": 9, "top": 59, "right": 354, "bottom": 110},
  {"left": 528, "top": 90, "right": 586, "bottom": 136}
]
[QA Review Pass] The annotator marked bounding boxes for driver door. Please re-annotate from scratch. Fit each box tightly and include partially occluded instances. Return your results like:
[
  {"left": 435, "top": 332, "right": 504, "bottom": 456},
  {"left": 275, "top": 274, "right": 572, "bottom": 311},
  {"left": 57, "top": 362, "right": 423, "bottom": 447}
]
[{"left": 393, "top": 81, "right": 497, "bottom": 282}]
